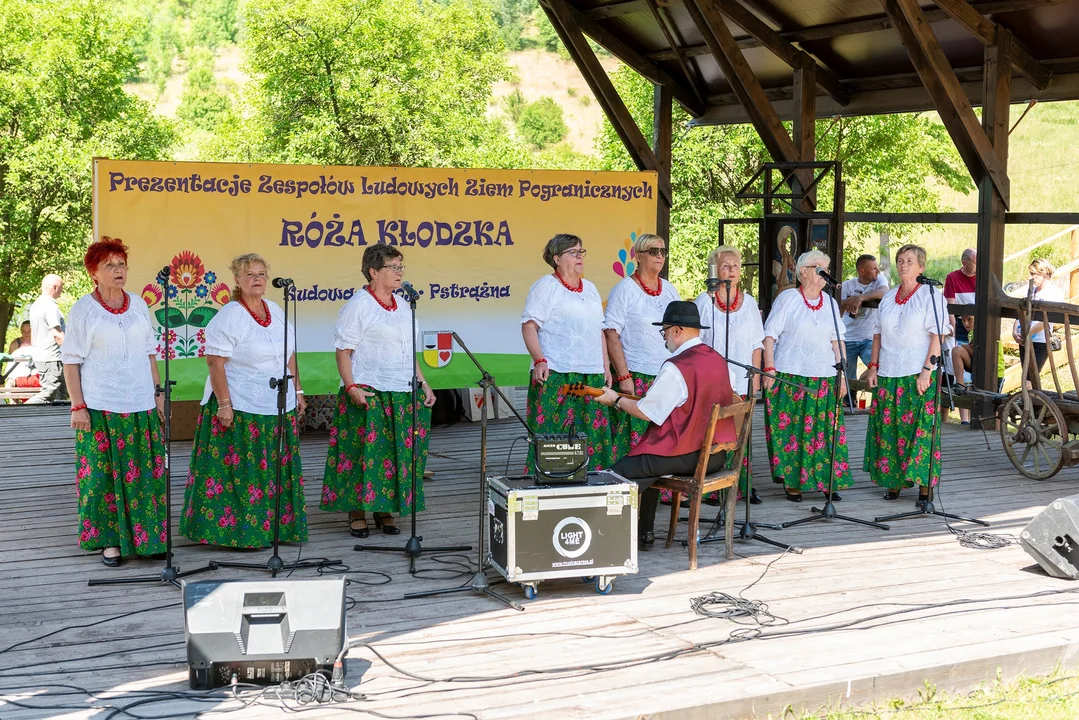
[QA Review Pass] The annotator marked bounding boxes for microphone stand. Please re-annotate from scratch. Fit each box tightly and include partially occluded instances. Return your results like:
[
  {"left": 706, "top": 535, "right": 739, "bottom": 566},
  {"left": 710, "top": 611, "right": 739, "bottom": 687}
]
[
  {"left": 404, "top": 332, "right": 524, "bottom": 610},
  {"left": 874, "top": 281, "right": 988, "bottom": 526},
  {"left": 89, "top": 267, "right": 217, "bottom": 588},
  {"left": 214, "top": 279, "right": 341, "bottom": 577},
  {"left": 783, "top": 280, "right": 890, "bottom": 531},
  {"left": 697, "top": 279, "right": 798, "bottom": 553},
  {"left": 355, "top": 284, "right": 471, "bottom": 573}
]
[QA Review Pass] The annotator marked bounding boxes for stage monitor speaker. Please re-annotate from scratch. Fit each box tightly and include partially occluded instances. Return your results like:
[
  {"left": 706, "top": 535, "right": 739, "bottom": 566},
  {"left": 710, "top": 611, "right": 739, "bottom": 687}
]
[
  {"left": 182, "top": 577, "right": 347, "bottom": 689},
  {"left": 1020, "top": 495, "right": 1079, "bottom": 580}
]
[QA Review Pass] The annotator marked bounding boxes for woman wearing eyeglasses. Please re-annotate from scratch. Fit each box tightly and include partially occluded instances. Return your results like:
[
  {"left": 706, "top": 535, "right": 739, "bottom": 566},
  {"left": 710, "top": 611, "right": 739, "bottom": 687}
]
[
  {"left": 604, "top": 233, "right": 681, "bottom": 455},
  {"left": 321, "top": 244, "right": 436, "bottom": 538},
  {"left": 864, "top": 244, "right": 950, "bottom": 506},
  {"left": 695, "top": 245, "right": 765, "bottom": 504},
  {"left": 762, "top": 249, "right": 852, "bottom": 502},
  {"left": 522, "top": 233, "right": 615, "bottom": 471},
  {"left": 181, "top": 253, "right": 309, "bottom": 548}
]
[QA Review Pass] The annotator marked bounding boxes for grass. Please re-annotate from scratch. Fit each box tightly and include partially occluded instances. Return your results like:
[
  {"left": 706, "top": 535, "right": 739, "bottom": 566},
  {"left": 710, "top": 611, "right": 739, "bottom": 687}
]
[{"left": 788, "top": 670, "right": 1079, "bottom": 720}]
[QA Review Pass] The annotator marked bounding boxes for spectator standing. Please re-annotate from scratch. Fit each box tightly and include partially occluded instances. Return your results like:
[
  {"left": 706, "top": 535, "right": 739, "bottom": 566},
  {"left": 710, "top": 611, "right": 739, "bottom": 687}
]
[
  {"left": 27, "top": 274, "right": 66, "bottom": 404},
  {"left": 840, "top": 254, "right": 890, "bottom": 387},
  {"left": 943, "top": 249, "right": 976, "bottom": 423}
]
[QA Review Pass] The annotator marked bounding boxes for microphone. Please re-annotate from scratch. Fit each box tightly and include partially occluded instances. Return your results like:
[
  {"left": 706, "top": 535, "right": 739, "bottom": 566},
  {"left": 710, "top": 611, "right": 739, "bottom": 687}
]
[
  {"left": 272, "top": 277, "right": 294, "bottom": 288},
  {"left": 815, "top": 267, "right": 841, "bottom": 286},
  {"left": 400, "top": 281, "right": 420, "bottom": 302},
  {"left": 706, "top": 256, "right": 721, "bottom": 296},
  {"left": 916, "top": 274, "right": 943, "bottom": 287},
  {"left": 155, "top": 266, "right": 170, "bottom": 284}
]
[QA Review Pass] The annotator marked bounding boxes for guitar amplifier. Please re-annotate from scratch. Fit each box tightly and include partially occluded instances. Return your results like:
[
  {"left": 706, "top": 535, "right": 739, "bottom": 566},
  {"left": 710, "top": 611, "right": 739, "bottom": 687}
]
[
  {"left": 487, "top": 471, "right": 638, "bottom": 590},
  {"left": 534, "top": 432, "right": 588, "bottom": 484}
]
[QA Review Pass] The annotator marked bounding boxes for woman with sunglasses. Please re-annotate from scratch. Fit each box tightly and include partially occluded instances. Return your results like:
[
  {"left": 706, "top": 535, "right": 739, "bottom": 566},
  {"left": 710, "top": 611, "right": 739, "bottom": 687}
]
[
  {"left": 604, "top": 233, "right": 681, "bottom": 455},
  {"left": 522, "top": 233, "right": 616, "bottom": 471},
  {"left": 762, "top": 249, "right": 853, "bottom": 502},
  {"left": 181, "top": 253, "right": 309, "bottom": 548},
  {"left": 695, "top": 245, "right": 765, "bottom": 504},
  {"left": 321, "top": 244, "right": 436, "bottom": 538}
]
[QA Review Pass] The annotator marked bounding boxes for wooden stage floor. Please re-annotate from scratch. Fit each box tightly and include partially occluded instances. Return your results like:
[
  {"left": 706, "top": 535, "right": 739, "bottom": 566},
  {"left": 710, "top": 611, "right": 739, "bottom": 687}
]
[{"left": 3, "top": 403, "right": 1079, "bottom": 719}]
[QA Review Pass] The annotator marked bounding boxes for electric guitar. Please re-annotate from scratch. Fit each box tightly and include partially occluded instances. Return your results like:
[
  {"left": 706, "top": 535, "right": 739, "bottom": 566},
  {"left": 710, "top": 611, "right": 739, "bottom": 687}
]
[{"left": 560, "top": 382, "right": 640, "bottom": 401}]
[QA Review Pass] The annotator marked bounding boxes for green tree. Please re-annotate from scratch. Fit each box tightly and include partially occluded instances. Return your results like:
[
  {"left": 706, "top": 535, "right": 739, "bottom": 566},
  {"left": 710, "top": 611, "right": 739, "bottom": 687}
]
[
  {"left": 204, "top": 0, "right": 512, "bottom": 168},
  {"left": 595, "top": 67, "right": 972, "bottom": 297},
  {"left": 177, "top": 47, "right": 232, "bottom": 132},
  {"left": 0, "top": 0, "right": 176, "bottom": 340},
  {"left": 517, "top": 96, "right": 568, "bottom": 149}
]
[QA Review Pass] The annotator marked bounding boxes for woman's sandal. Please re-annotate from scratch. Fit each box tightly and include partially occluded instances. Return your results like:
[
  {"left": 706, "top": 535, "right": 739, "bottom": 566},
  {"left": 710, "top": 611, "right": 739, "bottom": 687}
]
[
  {"left": 884, "top": 490, "right": 901, "bottom": 501},
  {"left": 349, "top": 513, "right": 369, "bottom": 539},
  {"left": 784, "top": 490, "right": 803, "bottom": 503},
  {"left": 374, "top": 513, "right": 401, "bottom": 535}
]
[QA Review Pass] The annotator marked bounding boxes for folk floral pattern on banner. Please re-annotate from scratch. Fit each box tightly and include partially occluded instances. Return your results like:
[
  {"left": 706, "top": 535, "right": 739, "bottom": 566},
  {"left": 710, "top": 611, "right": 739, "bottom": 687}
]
[
  {"left": 763, "top": 372, "right": 853, "bottom": 493},
  {"left": 142, "top": 250, "right": 231, "bottom": 359},
  {"left": 863, "top": 374, "right": 940, "bottom": 489},
  {"left": 320, "top": 387, "right": 430, "bottom": 515},
  {"left": 526, "top": 370, "right": 616, "bottom": 472},
  {"left": 180, "top": 397, "right": 308, "bottom": 548},
  {"left": 74, "top": 409, "right": 168, "bottom": 557}
]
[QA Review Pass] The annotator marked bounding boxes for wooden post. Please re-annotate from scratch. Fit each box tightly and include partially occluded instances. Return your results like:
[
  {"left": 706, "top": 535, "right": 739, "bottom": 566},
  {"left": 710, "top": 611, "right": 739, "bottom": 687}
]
[
  {"left": 653, "top": 83, "right": 673, "bottom": 247},
  {"left": 1071, "top": 228, "right": 1079, "bottom": 300},
  {"left": 973, "top": 28, "right": 1010, "bottom": 402}
]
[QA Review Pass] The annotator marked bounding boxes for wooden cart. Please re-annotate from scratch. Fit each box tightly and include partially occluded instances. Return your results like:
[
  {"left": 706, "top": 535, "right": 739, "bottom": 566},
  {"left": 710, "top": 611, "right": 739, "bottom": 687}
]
[{"left": 996, "top": 283, "right": 1079, "bottom": 480}]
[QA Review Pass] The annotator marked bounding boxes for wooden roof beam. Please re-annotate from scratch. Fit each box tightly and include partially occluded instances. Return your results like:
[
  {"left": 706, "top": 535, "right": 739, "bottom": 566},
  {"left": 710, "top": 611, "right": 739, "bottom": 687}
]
[
  {"left": 559, "top": 1, "right": 707, "bottom": 116},
  {"left": 710, "top": 0, "right": 851, "bottom": 105},
  {"left": 541, "top": 0, "right": 673, "bottom": 204},
  {"left": 883, "top": 0, "right": 1010, "bottom": 206},
  {"left": 933, "top": 0, "right": 1051, "bottom": 90}
]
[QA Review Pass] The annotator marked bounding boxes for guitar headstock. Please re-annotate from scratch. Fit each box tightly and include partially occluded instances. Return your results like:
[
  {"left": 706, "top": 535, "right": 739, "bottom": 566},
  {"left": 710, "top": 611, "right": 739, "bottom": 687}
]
[{"left": 560, "top": 382, "right": 590, "bottom": 397}]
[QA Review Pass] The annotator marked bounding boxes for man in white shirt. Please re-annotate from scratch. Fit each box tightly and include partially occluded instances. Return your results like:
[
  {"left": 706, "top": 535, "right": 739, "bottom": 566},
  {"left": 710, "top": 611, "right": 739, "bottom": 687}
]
[
  {"left": 597, "top": 302, "right": 735, "bottom": 549},
  {"left": 840, "top": 254, "right": 889, "bottom": 387},
  {"left": 27, "top": 274, "right": 67, "bottom": 404}
]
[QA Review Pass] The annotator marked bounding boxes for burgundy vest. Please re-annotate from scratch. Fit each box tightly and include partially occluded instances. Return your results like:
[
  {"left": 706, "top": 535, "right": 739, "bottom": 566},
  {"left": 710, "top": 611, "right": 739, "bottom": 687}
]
[{"left": 629, "top": 343, "right": 736, "bottom": 458}]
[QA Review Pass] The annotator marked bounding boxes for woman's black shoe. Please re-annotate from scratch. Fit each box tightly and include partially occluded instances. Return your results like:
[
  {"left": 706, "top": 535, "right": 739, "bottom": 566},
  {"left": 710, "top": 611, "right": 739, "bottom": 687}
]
[
  {"left": 638, "top": 530, "right": 655, "bottom": 550},
  {"left": 824, "top": 492, "right": 842, "bottom": 502},
  {"left": 102, "top": 551, "right": 122, "bottom": 567},
  {"left": 374, "top": 514, "right": 401, "bottom": 535},
  {"left": 784, "top": 490, "right": 803, "bottom": 503},
  {"left": 349, "top": 516, "right": 369, "bottom": 539},
  {"left": 749, "top": 489, "right": 763, "bottom": 505},
  {"left": 917, "top": 493, "right": 930, "bottom": 508},
  {"left": 149, "top": 552, "right": 168, "bottom": 560},
  {"left": 884, "top": 490, "right": 901, "bottom": 501}
]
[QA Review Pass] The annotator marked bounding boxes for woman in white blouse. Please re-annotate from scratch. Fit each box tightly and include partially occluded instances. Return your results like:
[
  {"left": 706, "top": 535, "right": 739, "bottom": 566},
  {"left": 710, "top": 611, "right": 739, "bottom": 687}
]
[
  {"left": 604, "top": 233, "right": 680, "bottom": 453},
  {"left": 695, "top": 245, "right": 765, "bottom": 504},
  {"left": 64, "top": 237, "right": 168, "bottom": 567},
  {"left": 865, "top": 244, "right": 950, "bottom": 506},
  {"left": 522, "top": 233, "right": 615, "bottom": 470},
  {"left": 321, "top": 245, "right": 436, "bottom": 538},
  {"left": 1012, "top": 258, "right": 1064, "bottom": 385},
  {"left": 762, "top": 249, "right": 853, "bottom": 502},
  {"left": 180, "top": 253, "right": 308, "bottom": 549}
]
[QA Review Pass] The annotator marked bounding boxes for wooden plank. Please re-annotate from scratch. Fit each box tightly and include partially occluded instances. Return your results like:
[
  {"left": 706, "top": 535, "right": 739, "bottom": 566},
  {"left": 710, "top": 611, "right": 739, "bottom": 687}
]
[
  {"left": 711, "top": 0, "right": 852, "bottom": 105},
  {"left": 932, "top": 0, "right": 1051, "bottom": 89},
  {"left": 974, "top": 27, "right": 1011, "bottom": 395},
  {"left": 541, "top": 0, "right": 674, "bottom": 204},
  {"left": 882, "top": 0, "right": 1011, "bottom": 206},
  {"left": 653, "top": 83, "right": 673, "bottom": 244}
]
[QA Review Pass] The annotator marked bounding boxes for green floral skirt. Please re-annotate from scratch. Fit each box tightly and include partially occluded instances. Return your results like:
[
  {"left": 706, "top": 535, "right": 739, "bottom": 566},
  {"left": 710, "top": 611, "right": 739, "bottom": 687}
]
[
  {"left": 180, "top": 397, "right": 308, "bottom": 548},
  {"left": 75, "top": 409, "right": 168, "bottom": 557},
  {"left": 764, "top": 372, "right": 853, "bottom": 493},
  {"left": 321, "top": 387, "right": 429, "bottom": 515},
  {"left": 611, "top": 371, "right": 654, "bottom": 456},
  {"left": 526, "top": 370, "right": 616, "bottom": 472},
  {"left": 864, "top": 374, "right": 940, "bottom": 489}
]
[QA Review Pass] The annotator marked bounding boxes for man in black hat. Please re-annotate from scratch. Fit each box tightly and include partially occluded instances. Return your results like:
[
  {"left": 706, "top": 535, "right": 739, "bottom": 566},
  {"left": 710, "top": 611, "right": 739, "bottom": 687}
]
[{"left": 596, "top": 301, "right": 735, "bottom": 549}]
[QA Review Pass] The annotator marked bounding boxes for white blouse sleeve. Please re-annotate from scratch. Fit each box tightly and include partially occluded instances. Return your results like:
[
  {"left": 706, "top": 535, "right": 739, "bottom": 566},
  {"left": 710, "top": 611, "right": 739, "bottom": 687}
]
[
  {"left": 333, "top": 298, "right": 367, "bottom": 351},
  {"left": 746, "top": 296, "right": 765, "bottom": 350},
  {"left": 694, "top": 293, "right": 713, "bottom": 347},
  {"left": 521, "top": 278, "right": 556, "bottom": 328},
  {"left": 925, "top": 293, "right": 949, "bottom": 335},
  {"left": 204, "top": 307, "right": 238, "bottom": 358},
  {"left": 763, "top": 291, "right": 792, "bottom": 341},
  {"left": 830, "top": 296, "right": 846, "bottom": 340},
  {"left": 60, "top": 299, "right": 91, "bottom": 365},
  {"left": 135, "top": 296, "right": 157, "bottom": 356},
  {"left": 603, "top": 283, "right": 629, "bottom": 333}
]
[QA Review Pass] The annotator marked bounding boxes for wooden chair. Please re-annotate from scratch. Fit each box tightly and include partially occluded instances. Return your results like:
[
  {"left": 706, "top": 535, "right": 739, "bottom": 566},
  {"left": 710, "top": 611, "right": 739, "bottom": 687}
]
[{"left": 652, "top": 397, "right": 756, "bottom": 571}]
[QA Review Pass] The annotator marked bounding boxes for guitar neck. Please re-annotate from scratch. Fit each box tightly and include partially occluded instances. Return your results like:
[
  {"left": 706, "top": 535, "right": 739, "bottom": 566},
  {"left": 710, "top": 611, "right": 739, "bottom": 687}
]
[{"left": 561, "top": 384, "right": 640, "bottom": 401}]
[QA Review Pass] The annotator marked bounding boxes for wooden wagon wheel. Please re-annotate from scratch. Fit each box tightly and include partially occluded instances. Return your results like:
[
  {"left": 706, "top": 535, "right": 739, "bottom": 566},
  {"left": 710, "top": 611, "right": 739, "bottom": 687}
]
[{"left": 999, "top": 390, "right": 1067, "bottom": 480}]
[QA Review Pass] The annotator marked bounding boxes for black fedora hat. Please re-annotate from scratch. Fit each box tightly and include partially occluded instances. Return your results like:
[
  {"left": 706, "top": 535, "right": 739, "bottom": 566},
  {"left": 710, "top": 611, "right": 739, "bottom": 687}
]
[{"left": 652, "top": 300, "right": 709, "bottom": 330}]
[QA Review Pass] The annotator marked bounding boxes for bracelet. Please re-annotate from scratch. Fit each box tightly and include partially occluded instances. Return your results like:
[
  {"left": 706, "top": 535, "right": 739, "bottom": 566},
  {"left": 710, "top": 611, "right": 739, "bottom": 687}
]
[
  {"left": 346, "top": 383, "right": 360, "bottom": 392},
  {"left": 534, "top": 357, "right": 548, "bottom": 366},
  {"left": 614, "top": 372, "right": 632, "bottom": 383},
  {"left": 923, "top": 365, "right": 933, "bottom": 372},
  {"left": 218, "top": 398, "right": 232, "bottom": 406},
  {"left": 295, "top": 390, "right": 305, "bottom": 395},
  {"left": 71, "top": 404, "right": 88, "bottom": 413},
  {"left": 763, "top": 366, "right": 776, "bottom": 373},
  {"left": 867, "top": 362, "right": 879, "bottom": 369},
  {"left": 614, "top": 396, "right": 623, "bottom": 411}
]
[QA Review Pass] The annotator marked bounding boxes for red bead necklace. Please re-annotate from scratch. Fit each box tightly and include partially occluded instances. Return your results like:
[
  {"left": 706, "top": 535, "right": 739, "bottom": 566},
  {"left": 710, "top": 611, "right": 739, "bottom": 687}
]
[
  {"left": 715, "top": 288, "right": 740, "bottom": 312},
  {"left": 365, "top": 284, "right": 398, "bottom": 312},
  {"left": 238, "top": 296, "right": 271, "bottom": 327},
  {"left": 554, "top": 271, "right": 583, "bottom": 293},
  {"left": 799, "top": 287, "right": 824, "bottom": 311},
  {"left": 895, "top": 284, "right": 920, "bottom": 305},
  {"left": 94, "top": 288, "right": 130, "bottom": 315},
  {"left": 632, "top": 272, "right": 662, "bottom": 297}
]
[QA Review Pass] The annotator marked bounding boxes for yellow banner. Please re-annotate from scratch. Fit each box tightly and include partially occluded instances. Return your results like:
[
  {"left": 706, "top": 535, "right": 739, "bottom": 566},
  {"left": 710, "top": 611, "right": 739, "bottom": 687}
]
[{"left": 93, "top": 160, "right": 658, "bottom": 397}]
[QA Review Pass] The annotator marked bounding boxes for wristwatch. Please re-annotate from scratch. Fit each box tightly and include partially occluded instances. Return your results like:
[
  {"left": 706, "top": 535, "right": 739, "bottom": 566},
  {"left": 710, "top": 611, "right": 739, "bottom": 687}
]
[{"left": 614, "top": 396, "right": 623, "bottom": 411}]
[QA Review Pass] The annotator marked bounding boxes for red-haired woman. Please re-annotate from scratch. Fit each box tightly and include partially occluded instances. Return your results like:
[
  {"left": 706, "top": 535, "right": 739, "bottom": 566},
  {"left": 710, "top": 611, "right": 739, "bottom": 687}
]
[{"left": 63, "top": 238, "right": 168, "bottom": 567}]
